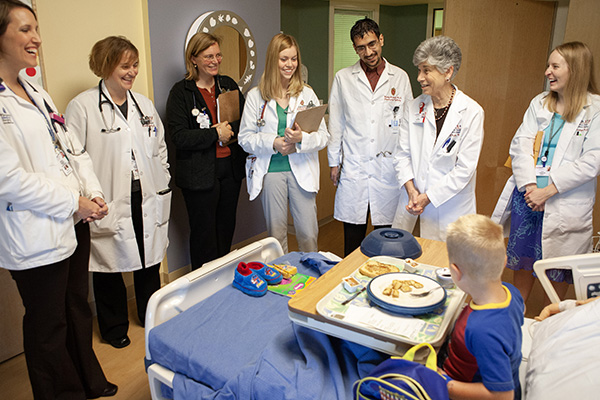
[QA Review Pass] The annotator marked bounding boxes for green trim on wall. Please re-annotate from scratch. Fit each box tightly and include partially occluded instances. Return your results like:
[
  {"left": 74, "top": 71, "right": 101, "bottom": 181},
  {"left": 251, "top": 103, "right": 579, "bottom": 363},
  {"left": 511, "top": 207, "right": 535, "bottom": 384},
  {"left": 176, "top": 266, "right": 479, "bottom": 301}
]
[
  {"left": 281, "top": 1, "right": 428, "bottom": 100},
  {"left": 281, "top": 0, "right": 329, "bottom": 102},
  {"left": 379, "top": 4, "right": 428, "bottom": 98}
]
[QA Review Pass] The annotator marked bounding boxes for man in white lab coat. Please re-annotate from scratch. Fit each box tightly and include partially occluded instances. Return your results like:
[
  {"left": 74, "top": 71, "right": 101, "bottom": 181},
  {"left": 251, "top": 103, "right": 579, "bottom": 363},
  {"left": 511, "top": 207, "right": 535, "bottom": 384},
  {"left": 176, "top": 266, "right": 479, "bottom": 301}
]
[{"left": 328, "top": 18, "right": 413, "bottom": 256}]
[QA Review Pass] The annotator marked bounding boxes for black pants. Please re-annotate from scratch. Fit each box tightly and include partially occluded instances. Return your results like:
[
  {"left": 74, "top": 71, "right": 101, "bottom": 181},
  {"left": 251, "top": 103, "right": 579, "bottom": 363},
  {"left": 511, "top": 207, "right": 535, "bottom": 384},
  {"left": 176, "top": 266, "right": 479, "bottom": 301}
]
[
  {"left": 182, "top": 157, "right": 242, "bottom": 270},
  {"left": 93, "top": 187, "right": 161, "bottom": 341},
  {"left": 11, "top": 223, "right": 108, "bottom": 400},
  {"left": 343, "top": 219, "right": 392, "bottom": 257}
]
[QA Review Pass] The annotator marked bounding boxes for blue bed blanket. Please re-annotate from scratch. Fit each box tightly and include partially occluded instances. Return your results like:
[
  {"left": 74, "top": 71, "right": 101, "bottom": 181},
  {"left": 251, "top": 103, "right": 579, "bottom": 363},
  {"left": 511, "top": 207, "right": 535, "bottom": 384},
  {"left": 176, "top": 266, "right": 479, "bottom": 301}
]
[{"left": 148, "top": 252, "right": 387, "bottom": 399}]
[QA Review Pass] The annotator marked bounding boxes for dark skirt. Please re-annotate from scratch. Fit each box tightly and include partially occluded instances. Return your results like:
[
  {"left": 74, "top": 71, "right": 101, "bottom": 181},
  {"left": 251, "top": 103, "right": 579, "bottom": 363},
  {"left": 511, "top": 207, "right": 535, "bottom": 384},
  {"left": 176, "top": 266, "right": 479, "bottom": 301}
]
[{"left": 506, "top": 187, "right": 572, "bottom": 284}]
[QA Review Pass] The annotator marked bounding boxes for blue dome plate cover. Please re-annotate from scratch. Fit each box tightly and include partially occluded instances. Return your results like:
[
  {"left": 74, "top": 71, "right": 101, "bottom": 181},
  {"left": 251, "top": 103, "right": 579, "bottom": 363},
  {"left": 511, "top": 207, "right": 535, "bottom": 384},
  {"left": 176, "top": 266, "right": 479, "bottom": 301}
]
[{"left": 360, "top": 228, "right": 422, "bottom": 259}]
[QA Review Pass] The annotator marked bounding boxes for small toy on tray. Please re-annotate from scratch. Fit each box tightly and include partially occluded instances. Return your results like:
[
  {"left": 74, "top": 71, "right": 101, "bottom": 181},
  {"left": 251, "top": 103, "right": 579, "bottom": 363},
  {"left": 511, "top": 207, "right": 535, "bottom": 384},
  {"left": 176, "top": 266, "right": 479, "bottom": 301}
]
[{"left": 271, "top": 263, "right": 297, "bottom": 279}]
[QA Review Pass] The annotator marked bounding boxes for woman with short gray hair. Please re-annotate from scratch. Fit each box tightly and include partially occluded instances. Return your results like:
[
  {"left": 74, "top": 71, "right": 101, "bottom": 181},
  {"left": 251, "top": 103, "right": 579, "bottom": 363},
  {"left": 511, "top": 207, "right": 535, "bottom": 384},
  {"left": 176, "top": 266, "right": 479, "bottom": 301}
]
[
  {"left": 413, "top": 35, "right": 462, "bottom": 80},
  {"left": 392, "top": 36, "right": 484, "bottom": 241}
]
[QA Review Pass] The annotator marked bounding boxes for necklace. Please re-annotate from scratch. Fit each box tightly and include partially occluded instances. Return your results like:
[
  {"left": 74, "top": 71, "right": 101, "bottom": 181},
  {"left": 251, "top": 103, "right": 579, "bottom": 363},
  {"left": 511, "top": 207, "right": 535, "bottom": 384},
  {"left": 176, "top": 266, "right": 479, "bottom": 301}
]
[{"left": 434, "top": 86, "right": 456, "bottom": 121}]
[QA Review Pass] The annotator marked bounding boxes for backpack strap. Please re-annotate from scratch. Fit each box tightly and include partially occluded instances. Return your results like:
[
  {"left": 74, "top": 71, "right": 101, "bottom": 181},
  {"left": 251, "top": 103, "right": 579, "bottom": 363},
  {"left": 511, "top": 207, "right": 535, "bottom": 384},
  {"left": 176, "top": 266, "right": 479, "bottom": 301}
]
[
  {"left": 395, "top": 343, "right": 437, "bottom": 371},
  {"left": 355, "top": 375, "right": 430, "bottom": 400}
]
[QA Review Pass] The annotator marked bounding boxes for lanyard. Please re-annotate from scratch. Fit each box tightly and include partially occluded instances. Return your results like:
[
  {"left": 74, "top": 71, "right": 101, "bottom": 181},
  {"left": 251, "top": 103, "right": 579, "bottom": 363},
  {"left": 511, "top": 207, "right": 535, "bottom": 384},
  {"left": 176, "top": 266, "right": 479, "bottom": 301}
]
[
  {"left": 19, "top": 80, "right": 57, "bottom": 143},
  {"left": 540, "top": 114, "right": 565, "bottom": 165}
]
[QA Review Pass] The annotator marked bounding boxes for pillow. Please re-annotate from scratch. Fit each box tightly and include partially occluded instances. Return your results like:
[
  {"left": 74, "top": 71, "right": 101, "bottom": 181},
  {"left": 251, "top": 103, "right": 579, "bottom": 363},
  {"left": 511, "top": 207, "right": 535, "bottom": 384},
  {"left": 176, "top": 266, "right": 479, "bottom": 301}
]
[{"left": 525, "top": 299, "right": 600, "bottom": 398}]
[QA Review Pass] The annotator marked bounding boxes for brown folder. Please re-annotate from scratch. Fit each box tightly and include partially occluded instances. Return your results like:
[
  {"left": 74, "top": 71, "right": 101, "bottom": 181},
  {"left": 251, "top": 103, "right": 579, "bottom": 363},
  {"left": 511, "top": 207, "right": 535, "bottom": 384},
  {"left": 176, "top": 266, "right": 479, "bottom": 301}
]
[
  {"left": 217, "top": 90, "right": 240, "bottom": 123},
  {"left": 504, "top": 130, "right": 544, "bottom": 169},
  {"left": 293, "top": 104, "right": 328, "bottom": 133}
]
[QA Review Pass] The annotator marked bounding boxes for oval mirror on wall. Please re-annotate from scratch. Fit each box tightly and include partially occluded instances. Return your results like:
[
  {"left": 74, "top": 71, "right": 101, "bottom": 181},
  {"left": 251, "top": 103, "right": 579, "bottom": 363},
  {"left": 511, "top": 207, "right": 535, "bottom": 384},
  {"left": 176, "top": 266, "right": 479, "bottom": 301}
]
[{"left": 185, "top": 10, "right": 257, "bottom": 93}]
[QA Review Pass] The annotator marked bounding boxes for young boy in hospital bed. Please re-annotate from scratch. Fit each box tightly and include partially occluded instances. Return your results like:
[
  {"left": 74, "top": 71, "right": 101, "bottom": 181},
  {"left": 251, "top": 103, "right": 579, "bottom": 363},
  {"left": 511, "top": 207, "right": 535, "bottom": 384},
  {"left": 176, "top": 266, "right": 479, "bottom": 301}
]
[
  {"left": 525, "top": 296, "right": 600, "bottom": 399},
  {"left": 441, "top": 214, "right": 525, "bottom": 400}
]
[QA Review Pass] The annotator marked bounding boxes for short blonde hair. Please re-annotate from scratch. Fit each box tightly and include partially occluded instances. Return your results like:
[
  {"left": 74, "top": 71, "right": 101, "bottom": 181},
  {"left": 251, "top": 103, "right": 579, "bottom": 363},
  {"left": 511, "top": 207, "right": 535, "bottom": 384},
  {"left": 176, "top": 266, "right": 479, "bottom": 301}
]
[
  {"left": 89, "top": 36, "right": 138, "bottom": 79},
  {"left": 185, "top": 32, "right": 221, "bottom": 81},
  {"left": 446, "top": 214, "right": 505, "bottom": 283},
  {"left": 259, "top": 33, "right": 304, "bottom": 101}
]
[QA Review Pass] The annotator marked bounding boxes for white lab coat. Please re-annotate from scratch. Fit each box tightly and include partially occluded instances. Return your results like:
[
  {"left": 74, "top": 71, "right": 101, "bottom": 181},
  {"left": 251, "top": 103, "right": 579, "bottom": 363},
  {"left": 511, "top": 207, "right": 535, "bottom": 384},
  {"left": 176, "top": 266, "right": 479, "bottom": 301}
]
[
  {"left": 66, "top": 82, "right": 171, "bottom": 272},
  {"left": 392, "top": 89, "right": 484, "bottom": 241},
  {"left": 492, "top": 92, "right": 600, "bottom": 258},
  {"left": 0, "top": 81, "right": 103, "bottom": 270},
  {"left": 328, "top": 59, "right": 413, "bottom": 225},
  {"left": 238, "top": 85, "right": 329, "bottom": 201}
]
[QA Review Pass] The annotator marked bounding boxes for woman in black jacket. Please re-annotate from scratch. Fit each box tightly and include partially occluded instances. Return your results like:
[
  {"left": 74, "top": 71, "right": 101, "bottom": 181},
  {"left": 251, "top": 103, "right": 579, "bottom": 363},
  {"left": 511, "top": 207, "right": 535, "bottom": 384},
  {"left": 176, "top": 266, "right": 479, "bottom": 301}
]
[{"left": 166, "top": 32, "right": 246, "bottom": 270}]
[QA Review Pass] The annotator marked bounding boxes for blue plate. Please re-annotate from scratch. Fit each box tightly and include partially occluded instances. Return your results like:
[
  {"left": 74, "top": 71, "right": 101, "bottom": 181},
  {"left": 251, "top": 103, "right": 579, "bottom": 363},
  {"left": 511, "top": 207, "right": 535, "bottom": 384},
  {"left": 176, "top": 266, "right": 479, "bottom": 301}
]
[{"left": 366, "top": 272, "right": 446, "bottom": 315}]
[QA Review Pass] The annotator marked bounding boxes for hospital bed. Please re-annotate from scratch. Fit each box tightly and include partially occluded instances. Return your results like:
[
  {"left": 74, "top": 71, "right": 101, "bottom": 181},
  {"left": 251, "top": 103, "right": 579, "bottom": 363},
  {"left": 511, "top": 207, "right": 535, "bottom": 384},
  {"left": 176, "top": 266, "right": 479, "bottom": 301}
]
[
  {"left": 519, "top": 252, "right": 600, "bottom": 398},
  {"left": 144, "top": 238, "right": 283, "bottom": 399},
  {"left": 144, "top": 238, "right": 388, "bottom": 400}
]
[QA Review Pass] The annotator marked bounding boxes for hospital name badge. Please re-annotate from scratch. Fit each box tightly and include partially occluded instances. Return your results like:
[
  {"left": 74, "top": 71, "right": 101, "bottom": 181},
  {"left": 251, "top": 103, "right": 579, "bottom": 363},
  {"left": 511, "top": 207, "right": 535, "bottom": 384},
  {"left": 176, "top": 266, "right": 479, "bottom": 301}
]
[
  {"left": 0, "top": 108, "right": 14, "bottom": 125},
  {"left": 575, "top": 119, "right": 591, "bottom": 136},
  {"left": 451, "top": 124, "right": 462, "bottom": 136}
]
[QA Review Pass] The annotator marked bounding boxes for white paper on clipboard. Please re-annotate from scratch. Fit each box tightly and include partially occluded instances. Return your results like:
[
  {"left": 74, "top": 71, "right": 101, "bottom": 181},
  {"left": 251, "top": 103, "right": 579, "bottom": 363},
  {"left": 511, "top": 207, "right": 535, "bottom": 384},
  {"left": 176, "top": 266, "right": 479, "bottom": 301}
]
[{"left": 291, "top": 104, "right": 327, "bottom": 133}]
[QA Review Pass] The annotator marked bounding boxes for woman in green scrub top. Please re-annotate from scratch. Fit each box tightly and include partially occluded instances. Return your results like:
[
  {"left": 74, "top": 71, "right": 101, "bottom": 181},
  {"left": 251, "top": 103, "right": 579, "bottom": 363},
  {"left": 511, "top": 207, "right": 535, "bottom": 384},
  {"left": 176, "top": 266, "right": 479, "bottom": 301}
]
[{"left": 238, "top": 33, "right": 329, "bottom": 253}]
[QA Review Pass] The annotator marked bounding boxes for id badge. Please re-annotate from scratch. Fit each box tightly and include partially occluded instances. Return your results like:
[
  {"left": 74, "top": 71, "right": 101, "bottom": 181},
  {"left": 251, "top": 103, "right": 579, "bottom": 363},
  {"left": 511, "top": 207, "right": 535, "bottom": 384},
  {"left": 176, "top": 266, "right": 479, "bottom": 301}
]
[
  {"left": 535, "top": 164, "right": 551, "bottom": 177},
  {"left": 196, "top": 113, "right": 211, "bottom": 129},
  {"left": 131, "top": 152, "right": 141, "bottom": 180},
  {"left": 55, "top": 146, "right": 73, "bottom": 176},
  {"left": 390, "top": 118, "right": 400, "bottom": 134}
]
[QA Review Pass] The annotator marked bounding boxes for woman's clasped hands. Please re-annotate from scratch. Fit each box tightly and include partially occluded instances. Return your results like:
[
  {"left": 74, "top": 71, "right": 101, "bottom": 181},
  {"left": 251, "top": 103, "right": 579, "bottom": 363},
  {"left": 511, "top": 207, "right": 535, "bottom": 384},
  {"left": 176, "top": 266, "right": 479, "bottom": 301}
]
[
  {"left": 284, "top": 122, "right": 302, "bottom": 144},
  {"left": 77, "top": 196, "right": 109, "bottom": 222},
  {"left": 214, "top": 121, "right": 234, "bottom": 145},
  {"left": 272, "top": 122, "right": 300, "bottom": 156},
  {"left": 405, "top": 181, "right": 430, "bottom": 216},
  {"left": 523, "top": 183, "right": 558, "bottom": 212}
]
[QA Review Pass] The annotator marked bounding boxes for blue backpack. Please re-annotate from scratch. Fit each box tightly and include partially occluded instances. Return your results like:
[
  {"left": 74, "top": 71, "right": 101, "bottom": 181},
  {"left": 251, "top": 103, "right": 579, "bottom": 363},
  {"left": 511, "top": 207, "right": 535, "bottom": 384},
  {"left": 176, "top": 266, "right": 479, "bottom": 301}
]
[{"left": 353, "top": 343, "right": 450, "bottom": 400}]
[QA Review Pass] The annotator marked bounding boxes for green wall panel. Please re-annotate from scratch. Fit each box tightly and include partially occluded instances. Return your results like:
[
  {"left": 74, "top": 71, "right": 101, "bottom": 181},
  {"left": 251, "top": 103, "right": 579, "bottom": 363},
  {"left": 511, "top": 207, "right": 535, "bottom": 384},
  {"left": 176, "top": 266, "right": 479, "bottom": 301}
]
[
  {"left": 380, "top": 4, "right": 428, "bottom": 98},
  {"left": 281, "top": 0, "right": 329, "bottom": 102}
]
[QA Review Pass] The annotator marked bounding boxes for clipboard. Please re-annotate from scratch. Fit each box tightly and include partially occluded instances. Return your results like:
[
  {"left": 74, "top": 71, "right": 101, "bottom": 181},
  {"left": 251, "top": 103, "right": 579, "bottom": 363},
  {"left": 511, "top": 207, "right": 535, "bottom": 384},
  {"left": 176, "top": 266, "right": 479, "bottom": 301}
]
[
  {"left": 292, "top": 104, "right": 327, "bottom": 133},
  {"left": 217, "top": 90, "right": 240, "bottom": 123}
]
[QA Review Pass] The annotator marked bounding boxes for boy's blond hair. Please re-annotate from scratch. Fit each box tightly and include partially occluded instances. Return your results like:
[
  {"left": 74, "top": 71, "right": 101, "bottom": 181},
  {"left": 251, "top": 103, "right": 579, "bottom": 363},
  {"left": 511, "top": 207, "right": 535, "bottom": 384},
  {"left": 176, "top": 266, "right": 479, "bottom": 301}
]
[{"left": 446, "top": 214, "right": 505, "bottom": 283}]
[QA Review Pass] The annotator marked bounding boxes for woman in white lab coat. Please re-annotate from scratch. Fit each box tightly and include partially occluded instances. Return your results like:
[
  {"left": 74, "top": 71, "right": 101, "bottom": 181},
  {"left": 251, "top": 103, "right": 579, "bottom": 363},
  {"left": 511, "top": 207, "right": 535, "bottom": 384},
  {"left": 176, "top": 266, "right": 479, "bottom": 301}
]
[
  {"left": 239, "top": 33, "right": 328, "bottom": 253},
  {"left": 492, "top": 42, "right": 600, "bottom": 302},
  {"left": 66, "top": 36, "right": 171, "bottom": 349},
  {"left": 0, "top": 1, "right": 116, "bottom": 397},
  {"left": 393, "top": 36, "right": 484, "bottom": 241}
]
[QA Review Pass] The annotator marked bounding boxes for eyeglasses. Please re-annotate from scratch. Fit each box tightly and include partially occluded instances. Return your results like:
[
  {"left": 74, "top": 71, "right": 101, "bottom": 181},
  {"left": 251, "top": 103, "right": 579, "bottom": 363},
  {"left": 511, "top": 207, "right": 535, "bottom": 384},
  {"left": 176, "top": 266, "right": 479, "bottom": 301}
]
[
  {"left": 355, "top": 40, "right": 379, "bottom": 54},
  {"left": 201, "top": 53, "right": 223, "bottom": 62}
]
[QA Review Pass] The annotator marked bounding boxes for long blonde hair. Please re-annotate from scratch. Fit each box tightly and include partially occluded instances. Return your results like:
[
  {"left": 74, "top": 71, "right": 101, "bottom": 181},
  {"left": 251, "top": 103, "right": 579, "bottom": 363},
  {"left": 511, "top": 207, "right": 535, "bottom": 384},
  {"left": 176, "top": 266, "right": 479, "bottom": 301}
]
[
  {"left": 259, "top": 33, "right": 304, "bottom": 101},
  {"left": 544, "top": 41, "right": 599, "bottom": 122}
]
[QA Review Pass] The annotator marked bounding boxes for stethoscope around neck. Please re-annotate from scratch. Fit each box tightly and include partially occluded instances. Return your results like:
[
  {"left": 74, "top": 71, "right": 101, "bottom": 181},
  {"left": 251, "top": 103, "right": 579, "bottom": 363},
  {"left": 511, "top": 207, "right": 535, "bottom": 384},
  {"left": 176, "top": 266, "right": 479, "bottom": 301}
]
[
  {"left": 255, "top": 97, "right": 308, "bottom": 127},
  {"left": 98, "top": 80, "right": 150, "bottom": 133}
]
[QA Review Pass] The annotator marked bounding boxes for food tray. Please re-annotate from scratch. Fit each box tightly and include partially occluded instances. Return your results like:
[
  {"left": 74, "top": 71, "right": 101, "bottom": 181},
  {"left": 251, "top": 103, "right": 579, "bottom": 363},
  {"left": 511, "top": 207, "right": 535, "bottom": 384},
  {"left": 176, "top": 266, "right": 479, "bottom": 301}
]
[{"left": 316, "top": 257, "right": 466, "bottom": 347}]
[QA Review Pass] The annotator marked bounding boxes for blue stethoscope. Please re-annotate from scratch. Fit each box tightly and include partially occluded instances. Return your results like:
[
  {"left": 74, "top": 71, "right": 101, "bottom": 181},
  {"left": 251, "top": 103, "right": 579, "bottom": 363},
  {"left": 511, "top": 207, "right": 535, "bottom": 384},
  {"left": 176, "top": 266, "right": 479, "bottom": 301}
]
[
  {"left": 0, "top": 78, "right": 87, "bottom": 156},
  {"left": 98, "top": 80, "right": 151, "bottom": 133}
]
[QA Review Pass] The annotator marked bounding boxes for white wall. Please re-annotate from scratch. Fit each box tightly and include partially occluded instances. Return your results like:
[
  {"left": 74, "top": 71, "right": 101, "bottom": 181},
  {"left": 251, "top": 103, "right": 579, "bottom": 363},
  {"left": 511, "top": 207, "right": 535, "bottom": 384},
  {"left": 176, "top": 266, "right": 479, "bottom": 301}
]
[{"left": 35, "top": 0, "right": 151, "bottom": 111}]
